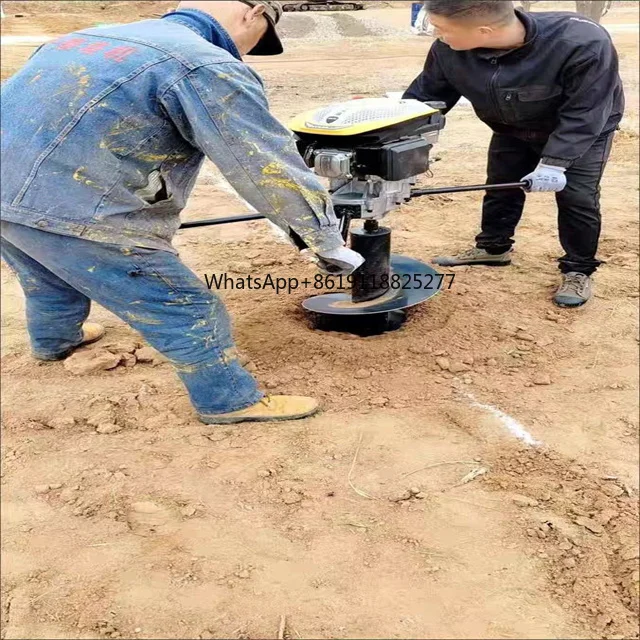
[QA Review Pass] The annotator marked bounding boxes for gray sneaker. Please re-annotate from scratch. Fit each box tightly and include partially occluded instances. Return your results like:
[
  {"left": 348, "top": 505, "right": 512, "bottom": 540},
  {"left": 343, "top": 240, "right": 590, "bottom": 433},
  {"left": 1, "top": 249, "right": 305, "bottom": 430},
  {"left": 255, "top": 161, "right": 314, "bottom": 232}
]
[
  {"left": 554, "top": 272, "right": 592, "bottom": 308},
  {"left": 433, "top": 246, "right": 513, "bottom": 267}
]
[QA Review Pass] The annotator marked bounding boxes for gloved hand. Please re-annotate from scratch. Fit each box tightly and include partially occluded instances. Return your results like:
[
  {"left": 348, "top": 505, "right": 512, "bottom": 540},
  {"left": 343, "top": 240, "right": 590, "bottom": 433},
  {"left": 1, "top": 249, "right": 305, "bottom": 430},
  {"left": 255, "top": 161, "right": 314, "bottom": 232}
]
[
  {"left": 314, "top": 246, "right": 365, "bottom": 276},
  {"left": 522, "top": 163, "right": 567, "bottom": 193}
]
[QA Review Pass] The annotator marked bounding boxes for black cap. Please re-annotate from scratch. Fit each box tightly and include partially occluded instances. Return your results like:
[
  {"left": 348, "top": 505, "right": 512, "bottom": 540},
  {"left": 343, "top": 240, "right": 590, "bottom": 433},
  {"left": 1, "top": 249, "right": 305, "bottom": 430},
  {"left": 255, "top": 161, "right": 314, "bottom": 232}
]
[{"left": 241, "top": 1, "right": 284, "bottom": 56}]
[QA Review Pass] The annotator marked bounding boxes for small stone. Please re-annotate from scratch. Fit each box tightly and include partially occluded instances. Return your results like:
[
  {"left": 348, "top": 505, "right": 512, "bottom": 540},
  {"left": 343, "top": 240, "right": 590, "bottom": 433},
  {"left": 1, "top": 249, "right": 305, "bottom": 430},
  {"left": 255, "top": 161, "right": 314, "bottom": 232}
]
[
  {"left": 595, "top": 614, "right": 612, "bottom": 631},
  {"left": 436, "top": 357, "right": 450, "bottom": 371},
  {"left": 601, "top": 483, "right": 624, "bottom": 498},
  {"left": 103, "top": 339, "right": 139, "bottom": 355},
  {"left": 537, "top": 529, "right": 547, "bottom": 539},
  {"left": 181, "top": 506, "right": 197, "bottom": 518},
  {"left": 87, "top": 405, "right": 116, "bottom": 427},
  {"left": 526, "top": 528, "right": 536, "bottom": 537},
  {"left": 462, "top": 356, "right": 474, "bottom": 365},
  {"left": 48, "top": 483, "right": 63, "bottom": 490},
  {"left": 487, "top": 359, "right": 498, "bottom": 367},
  {"left": 47, "top": 416, "right": 76, "bottom": 429},
  {"left": 558, "top": 540, "right": 573, "bottom": 551},
  {"left": 532, "top": 373, "right": 552, "bottom": 386},
  {"left": 513, "top": 495, "right": 539, "bottom": 507},
  {"left": 369, "top": 397, "right": 388, "bottom": 407},
  {"left": 120, "top": 353, "right": 137, "bottom": 368},
  {"left": 575, "top": 516, "right": 604, "bottom": 534},
  {"left": 236, "top": 569, "right": 251, "bottom": 579},
  {"left": 96, "top": 423, "right": 122, "bottom": 435},
  {"left": 60, "top": 488, "right": 78, "bottom": 503},
  {"left": 63, "top": 350, "right": 121, "bottom": 375},
  {"left": 408, "top": 344, "right": 430, "bottom": 355},
  {"left": 449, "top": 361, "right": 471, "bottom": 374},
  {"left": 517, "top": 332, "right": 536, "bottom": 342},
  {"left": 562, "top": 557, "right": 576, "bottom": 569},
  {"left": 134, "top": 347, "right": 157, "bottom": 363},
  {"left": 595, "top": 509, "right": 619, "bottom": 525},
  {"left": 409, "top": 487, "right": 421, "bottom": 495},
  {"left": 354, "top": 369, "right": 371, "bottom": 379},
  {"left": 252, "top": 258, "right": 277, "bottom": 268},
  {"left": 257, "top": 470, "right": 271, "bottom": 478},
  {"left": 34, "top": 484, "right": 50, "bottom": 494},
  {"left": 282, "top": 493, "right": 302, "bottom": 505},
  {"left": 244, "top": 362, "right": 258, "bottom": 373},
  {"left": 536, "top": 337, "right": 554, "bottom": 347},
  {"left": 620, "top": 546, "right": 640, "bottom": 561},
  {"left": 228, "top": 261, "right": 251, "bottom": 273}
]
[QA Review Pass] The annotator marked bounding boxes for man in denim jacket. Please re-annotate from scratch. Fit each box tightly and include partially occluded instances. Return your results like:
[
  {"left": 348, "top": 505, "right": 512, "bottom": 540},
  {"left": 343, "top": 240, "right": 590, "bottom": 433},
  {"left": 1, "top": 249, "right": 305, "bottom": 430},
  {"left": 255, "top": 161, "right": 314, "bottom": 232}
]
[{"left": 0, "top": 0, "right": 363, "bottom": 424}]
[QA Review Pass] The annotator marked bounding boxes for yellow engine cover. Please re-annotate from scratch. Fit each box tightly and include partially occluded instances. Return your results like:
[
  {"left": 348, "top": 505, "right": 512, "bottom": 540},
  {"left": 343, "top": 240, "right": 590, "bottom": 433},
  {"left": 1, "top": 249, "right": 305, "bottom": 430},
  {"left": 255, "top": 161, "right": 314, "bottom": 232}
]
[{"left": 289, "top": 97, "right": 439, "bottom": 137}]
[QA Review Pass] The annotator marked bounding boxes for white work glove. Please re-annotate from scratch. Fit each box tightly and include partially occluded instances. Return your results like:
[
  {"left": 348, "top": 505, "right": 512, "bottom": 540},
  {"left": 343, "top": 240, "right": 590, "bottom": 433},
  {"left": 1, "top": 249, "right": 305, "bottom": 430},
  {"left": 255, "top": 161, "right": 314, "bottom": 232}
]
[
  {"left": 314, "top": 246, "right": 365, "bottom": 276},
  {"left": 522, "top": 163, "right": 567, "bottom": 193}
]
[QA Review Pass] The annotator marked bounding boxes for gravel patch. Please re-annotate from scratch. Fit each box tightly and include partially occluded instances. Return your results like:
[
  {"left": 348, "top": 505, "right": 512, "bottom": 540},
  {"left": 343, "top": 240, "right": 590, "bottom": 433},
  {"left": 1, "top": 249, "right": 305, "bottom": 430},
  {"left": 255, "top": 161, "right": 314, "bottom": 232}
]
[{"left": 278, "top": 11, "right": 410, "bottom": 42}]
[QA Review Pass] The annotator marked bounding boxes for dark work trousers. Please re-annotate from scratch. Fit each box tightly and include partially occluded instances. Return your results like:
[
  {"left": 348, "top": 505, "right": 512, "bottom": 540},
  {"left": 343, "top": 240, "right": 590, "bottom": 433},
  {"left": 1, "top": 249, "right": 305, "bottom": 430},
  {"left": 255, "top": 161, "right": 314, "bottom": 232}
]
[{"left": 475, "top": 131, "right": 615, "bottom": 275}]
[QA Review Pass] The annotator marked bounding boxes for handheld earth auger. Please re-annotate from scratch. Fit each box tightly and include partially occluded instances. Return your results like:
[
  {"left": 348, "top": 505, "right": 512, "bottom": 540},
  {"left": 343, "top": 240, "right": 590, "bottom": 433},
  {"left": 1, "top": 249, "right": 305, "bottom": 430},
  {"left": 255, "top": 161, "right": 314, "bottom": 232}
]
[{"left": 181, "top": 98, "right": 529, "bottom": 336}]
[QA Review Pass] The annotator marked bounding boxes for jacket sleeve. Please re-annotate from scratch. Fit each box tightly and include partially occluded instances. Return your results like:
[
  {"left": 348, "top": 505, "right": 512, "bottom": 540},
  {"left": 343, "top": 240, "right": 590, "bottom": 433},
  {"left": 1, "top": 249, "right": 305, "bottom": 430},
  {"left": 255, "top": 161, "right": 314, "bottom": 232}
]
[
  {"left": 541, "top": 38, "right": 622, "bottom": 168},
  {"left": 161, "top": 62, "right": 345, "bottom": 254},
  {"left": 402, "top": 44, "right": 461, "bottom": 114}
]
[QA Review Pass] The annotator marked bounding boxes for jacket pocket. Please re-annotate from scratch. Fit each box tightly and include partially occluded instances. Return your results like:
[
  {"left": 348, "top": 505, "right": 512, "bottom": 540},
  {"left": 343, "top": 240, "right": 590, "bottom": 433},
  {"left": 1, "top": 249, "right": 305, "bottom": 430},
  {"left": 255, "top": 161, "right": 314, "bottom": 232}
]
[{"left": 500, "top": 85, "right": 564, "bottom": 123}]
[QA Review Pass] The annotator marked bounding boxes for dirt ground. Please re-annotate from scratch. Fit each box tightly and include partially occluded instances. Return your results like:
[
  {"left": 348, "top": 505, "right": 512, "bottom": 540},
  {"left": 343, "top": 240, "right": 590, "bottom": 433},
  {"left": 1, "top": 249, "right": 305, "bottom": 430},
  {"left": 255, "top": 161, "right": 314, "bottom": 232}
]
[{"left": 1, "top": 2, "right": 639, "bottom": 639}]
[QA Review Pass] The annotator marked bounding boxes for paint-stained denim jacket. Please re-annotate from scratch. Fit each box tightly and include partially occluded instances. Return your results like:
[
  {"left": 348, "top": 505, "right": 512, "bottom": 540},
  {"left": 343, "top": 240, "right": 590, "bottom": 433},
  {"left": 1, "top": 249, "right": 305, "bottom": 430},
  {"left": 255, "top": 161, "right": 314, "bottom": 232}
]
[{"left": 0, "top": 10, "right": 344, "bottom": 254}]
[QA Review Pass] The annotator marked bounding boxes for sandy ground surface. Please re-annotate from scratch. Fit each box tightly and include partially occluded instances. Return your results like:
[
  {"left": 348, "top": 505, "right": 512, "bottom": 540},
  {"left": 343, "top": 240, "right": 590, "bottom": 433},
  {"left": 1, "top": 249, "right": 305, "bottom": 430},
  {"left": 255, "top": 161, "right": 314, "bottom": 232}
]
[{"left": 1, "top": 2, "right": 639, "bottom": 639}]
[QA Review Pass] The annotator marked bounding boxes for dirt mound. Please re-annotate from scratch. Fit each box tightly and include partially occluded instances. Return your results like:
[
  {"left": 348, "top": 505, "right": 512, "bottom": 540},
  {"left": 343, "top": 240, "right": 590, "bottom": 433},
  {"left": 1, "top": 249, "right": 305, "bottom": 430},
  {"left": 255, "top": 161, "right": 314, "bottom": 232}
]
[{"left": 485, "top": 446, "right": 639, "bottom": 639}]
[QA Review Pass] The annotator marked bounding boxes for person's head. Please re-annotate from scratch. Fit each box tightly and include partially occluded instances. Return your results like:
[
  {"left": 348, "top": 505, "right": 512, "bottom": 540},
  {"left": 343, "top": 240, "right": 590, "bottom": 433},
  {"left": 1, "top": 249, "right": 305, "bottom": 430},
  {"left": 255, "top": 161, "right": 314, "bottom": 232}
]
[
  {"left": 425, "top": 0, "right": 518, "bottom": 50},
  {"left": 177, "top": 0, "right": 283, "bottom": 56}
]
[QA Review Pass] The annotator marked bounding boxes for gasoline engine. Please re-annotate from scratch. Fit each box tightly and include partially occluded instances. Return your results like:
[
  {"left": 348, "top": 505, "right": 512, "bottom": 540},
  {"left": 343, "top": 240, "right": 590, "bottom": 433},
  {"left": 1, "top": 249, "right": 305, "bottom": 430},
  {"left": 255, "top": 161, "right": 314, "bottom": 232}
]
[{"left": 289, "top": 98, "right": 446, "bottom": 334}]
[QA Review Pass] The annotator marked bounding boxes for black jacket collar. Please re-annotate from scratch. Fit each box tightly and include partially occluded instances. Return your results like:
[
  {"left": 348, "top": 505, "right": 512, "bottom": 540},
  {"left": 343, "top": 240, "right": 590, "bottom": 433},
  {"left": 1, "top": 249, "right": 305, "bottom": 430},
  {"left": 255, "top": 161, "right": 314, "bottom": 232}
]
[{"left": 473, "top": 9, "right": 539, "bottom": 60}]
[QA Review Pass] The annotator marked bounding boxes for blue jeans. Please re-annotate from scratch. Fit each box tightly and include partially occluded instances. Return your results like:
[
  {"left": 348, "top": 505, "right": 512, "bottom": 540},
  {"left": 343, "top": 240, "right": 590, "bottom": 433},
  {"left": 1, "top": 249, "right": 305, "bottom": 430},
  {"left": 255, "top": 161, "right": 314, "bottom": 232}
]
[{"left": 0, "top": 221, "right": 263, "bottom": 416}]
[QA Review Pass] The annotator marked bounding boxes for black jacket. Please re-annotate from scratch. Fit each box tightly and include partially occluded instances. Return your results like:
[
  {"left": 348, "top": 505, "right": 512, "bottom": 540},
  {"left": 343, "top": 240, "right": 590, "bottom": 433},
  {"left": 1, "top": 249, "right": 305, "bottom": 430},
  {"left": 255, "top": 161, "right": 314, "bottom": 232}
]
[{"left": 404, "top": 9, "right": 625, "bottom": 168}]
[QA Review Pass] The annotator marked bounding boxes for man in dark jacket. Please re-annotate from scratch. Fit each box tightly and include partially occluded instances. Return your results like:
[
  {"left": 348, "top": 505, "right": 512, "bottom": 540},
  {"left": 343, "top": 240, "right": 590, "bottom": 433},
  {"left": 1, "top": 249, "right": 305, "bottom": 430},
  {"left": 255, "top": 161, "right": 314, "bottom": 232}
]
[{"left": 404, "top": 0, "right": 624, "bottom": 307}]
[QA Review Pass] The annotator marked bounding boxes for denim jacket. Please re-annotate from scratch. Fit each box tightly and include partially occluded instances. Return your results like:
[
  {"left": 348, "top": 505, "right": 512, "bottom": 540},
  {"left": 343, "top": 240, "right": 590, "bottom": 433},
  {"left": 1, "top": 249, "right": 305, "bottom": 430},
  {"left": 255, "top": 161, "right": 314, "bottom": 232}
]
[{"left": 0, "top": 9, "right": 344, "bottom": 254}]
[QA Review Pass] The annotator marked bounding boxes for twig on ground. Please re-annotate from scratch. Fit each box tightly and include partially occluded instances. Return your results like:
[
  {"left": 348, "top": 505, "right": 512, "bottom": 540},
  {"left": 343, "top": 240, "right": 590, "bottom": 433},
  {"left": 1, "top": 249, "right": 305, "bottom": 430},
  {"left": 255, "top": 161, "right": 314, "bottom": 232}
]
[
  {"left": 452, "top": 467, "right": 488, "bottom": 488},
  {"left": 400, "top": 460, "right": 478, "bottom": 479},
  {"left": 347, "top": 432, "right": 379, "bottom": 500},
  {"left": 341, "top": 522, "right": 369, "bottom": 530},
  {"left": 278, "top": 615, "right": 286, "bottom": 640}
]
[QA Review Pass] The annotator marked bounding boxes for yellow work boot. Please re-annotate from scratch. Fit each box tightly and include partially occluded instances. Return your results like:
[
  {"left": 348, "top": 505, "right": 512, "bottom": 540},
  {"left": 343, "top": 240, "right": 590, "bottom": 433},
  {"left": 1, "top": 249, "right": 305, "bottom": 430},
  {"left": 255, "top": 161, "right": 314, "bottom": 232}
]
[
  {"left": 81, "top": 322, "right": 106, "bottom": 346},
  {"left": 199, "top": 395, "right": 320, "bottom": 425}
]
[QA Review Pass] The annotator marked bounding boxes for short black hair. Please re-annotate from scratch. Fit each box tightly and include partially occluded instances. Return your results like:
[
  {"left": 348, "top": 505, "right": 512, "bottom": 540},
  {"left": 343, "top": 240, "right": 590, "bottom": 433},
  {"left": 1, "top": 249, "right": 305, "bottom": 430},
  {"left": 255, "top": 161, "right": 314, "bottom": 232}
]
[{"left": 425, "top": 0, "right": 516, "bottom": 23}]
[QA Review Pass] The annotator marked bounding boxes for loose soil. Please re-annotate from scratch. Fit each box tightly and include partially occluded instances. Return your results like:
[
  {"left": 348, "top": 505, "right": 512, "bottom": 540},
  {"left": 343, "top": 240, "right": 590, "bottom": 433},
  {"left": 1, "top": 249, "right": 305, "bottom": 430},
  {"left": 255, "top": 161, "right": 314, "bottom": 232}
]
[{"left": 1, "top": 2, "right": 639, "bottom": 639}]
